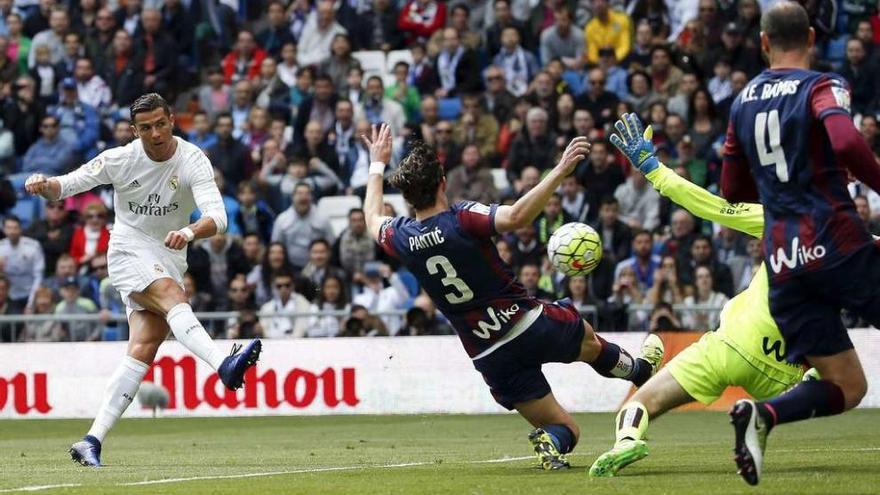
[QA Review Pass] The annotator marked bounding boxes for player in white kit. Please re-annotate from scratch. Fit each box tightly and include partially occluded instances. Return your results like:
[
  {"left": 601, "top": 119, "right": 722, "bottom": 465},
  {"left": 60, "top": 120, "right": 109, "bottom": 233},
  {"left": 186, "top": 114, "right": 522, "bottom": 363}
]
[{"left": 25, "top": 94, "right": 262, "bottom": 467}]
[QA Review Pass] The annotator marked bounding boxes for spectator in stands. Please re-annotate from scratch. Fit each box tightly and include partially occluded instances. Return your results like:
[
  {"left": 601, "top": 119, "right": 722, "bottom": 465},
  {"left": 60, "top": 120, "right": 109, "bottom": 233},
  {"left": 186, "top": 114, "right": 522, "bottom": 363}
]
[
  {"left": 358, "top": 0, "right": 403, "bottom": 51},
  {"left": 508, "top": 106, "right": 555, "bottom": 181},
  {"left": 6, "top": 13, "right": 30, "bottom": 74},
  {"left": 398, "top": 0, "right": 446, "bottom": 45},
  {"left": 0, "top": 37, "right": 14, "bottom": 86},
  {"left": 272, "top": 183, "right": 334, "bottom": 270},
  {"left": 352, "top": 261, "right": 409, "bottom": 333},
  {"left": 257, "top": 1, "right": 295, "bottom": 57},
  {"left": 519, "top": 262, "right": 552, "bottom": 299},
  {"left": 681, "top": 265, "right": 729, "bottom": 331},
  {"left": 356, "top": 76, "right": 406, "bottom": 135},
  {"left": 680, "top": 235, "right": 734, "bottom": 298},
  {"left": 55, "top": 275, "right": 99, "bottom": 341},
  {"left": 206, "top": 113, "right": 251, "bottom": 190},
  {"left": 84, "top": 8, "right": 116, "bottom": 73},
  {"left": 25, "top": 199, "right": 72, "bottom": 277},
  {"left": 661, "top": 209, "right": 697, "bottom": 258},
  {"left": 259, "top": 271, "right": 311, "bottom": 338},
  {"left": 575, "top": 67, "right": 619, "bottom": 128},
  {"left": 540, "top": 6, "right": 584, "bottom": 70},
  {"left": 342, "top": 66, "right": 365, "bottom": 105},
  {"left": 230, "top": 79, "right": 253, "bottom": 139},
  {"left": 431, "top": 3, "right": 481, "bottom": 53},
  {"left": 524, "top": 71, "right": 557, "bottom": 118},
  {"left": 72, "top": 57, "right": 110, "bottom": 112},
  {"left": 608, "top": 264, "right": 646, "bottom": 331},
  {"left": 197, "top": 66, "right": 231, "bottom": 121},
  {"left": 688, "top": 88, "right": 721, "bottom": 161},
  {"left": 647, "top": 45, "right": 681, "bottom": 99},
  {"left": 235, "top": 181, "right": 274, "bottom": 244},
  {"left": 418, "top": 95, "right": 440, "bottom": 144},
  {"left": 492, "top": 26, "right": 538, "bottom": 97},
  {"left": 666, "top": 71, "right": 698, "bottom": 123},
  {"left": 69, "top": 202, "right": 109, "bottom": 269},
  {"left": 707, "top": 58, "right": 732, "bottom": 104},
  {"left": 200, "top": 232, "right": 249, "bottom": 309},
  {"left": 738, "top": 237, "right": 763, "bottom": 293},
  {"left": 483, "top": 65, "right": 516, "bottom": 126},
  {"left": 647, "top": 253, "right": 686, "bottom": 305},
  {"left": 841, "top": 38, "right": 878, "bottom": 115},
  {"left": 585, "top": 0, "right": 632, "bottom": 65},
  {"left": 454, "top": 93, "right": 499, "bottom": 160},
  {"left": 294, "top": 74, "right": 337, "bottom": 141},
  {"left": 29, "top": 43, "right": 59, "bottom": 104},
  {"left": 593, "top": 196, "right": 633, "bottom": 265},
  {"left": 102, "top": 28, "right": 143, "bottom": 108},
  {"left": 221, "top": 275, "right": 260, "bottom": 339},
  {"left": 55, "top": 31, "right": 83, "bottom": 79},
  {"left": 277, "top": 42, "right": 299, "bottom": 88},
  {"left": 207, "top": 168, "right": 243, "bottom": 235},
  {"left": 135, "top": 8, "right": 178, "bottom": 97},
  {"left": 21, "top": 114, "right": 76, "bottom": 177},
  {"left": 28, "top": 5, "right": 69, "bottom": 69},
  {"left": 486, "top": 0, "right": 531, "bottom": 57},
  {"left": 386, "top": 62, "right": 421, "bottom": 124},
  {"left": 291, "top": 120, "right": 342, "bottom": 187},
  {"left": 855, "top": 194, "right": 880, "bottom": 235},
  {"left": 301, "top": 238, "right": 346, "bottom": 292},
  {"left": 340, "top": 304, "right": 388, "bottom": 337},
  {"left": 80, "top": 252, "right": 109, "bottom": 306},
  {"left": 434, "top": 27, "right": 481, "bottom": 98},
  {"left": 4, "top": 75, "right": 43, "bottom": 155},
  {"left": 705, "top": 21, "right": 761, "bottom": 79},
  {"left": 187, "top": 111, "right": 217, "bottom": 150},
  {"left": 623, "top": 20, "right": 652, "bottom": 70},
  {"left": 0, "top": 215, "right": 43, "bottom": 313},
  {"left": 298, "top": 0, "right": 347, "bottom": 68},
  {"left": 21, "top": 287, "right": 59, "bottom": 342},
  {"left": 615, "top": 166, "right": 660, "bottom": 230},
  {"left": 861, "top": 114, "right": 880, "bottom": 156},
  {"left": 578, "top": 141, "right": 624, "bottom": 222},
  {"left": 307, "top": 273, "right": 349, "bottom": 337},
  {"left": 648, "top": 301, "right": 681, "bottom": 332},
  {"left": 559, "top": 175, "right": 587, "bottom": 222},
  {"left": 242, "top": 106, "right": 271, "bottom": 155},
  {"left": 332, "top": 207, "right": 377, "bottom": 282},
  {"left": 43, "top": 254, "right": 78, "bottom": 300},
  {"left": 398, "top": 293, "right": 453, "bottom": 336},
  {"left": 624, "top": 69, "right": 660, "bottom": 116},
  {"left": 321, "top": 34, "right": 360, "bottom": 94},
  {"left": 613, "top": 229, "right": 661, "bottom": 297},
  {"left": 446, "top": 144, "right": 498, "bottom": 205},
  {"left": 109, "top": 119, "right": 134, "bottom": 148},
  {"left": 432, "top": 120, "right": 462, "bottom": 171},
  {"left": 248, "top": 241, "right": 294, "bottom": 306},
  {"left": 49, "top": 77, "right": 99, "bottom": 160},
  {"left": 327, "top": 100, "right": 356, "bottom": 184}
]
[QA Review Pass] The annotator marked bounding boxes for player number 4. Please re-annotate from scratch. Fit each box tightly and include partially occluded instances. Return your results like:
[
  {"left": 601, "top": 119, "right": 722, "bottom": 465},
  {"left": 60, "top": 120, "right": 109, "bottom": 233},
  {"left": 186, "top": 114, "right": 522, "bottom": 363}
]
[
  {"left": 755, "top": 110, "right": 789, "bottom": 183},
  {"left": 426, "top": 255, "right": 474, "bottom": 304}
]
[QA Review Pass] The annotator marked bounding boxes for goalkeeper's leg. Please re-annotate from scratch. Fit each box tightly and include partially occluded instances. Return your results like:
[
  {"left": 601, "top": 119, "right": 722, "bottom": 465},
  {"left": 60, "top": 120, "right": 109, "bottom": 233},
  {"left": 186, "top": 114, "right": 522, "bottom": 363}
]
[{"left": 590, "top": 368, "right": 695, "bottom": 477}]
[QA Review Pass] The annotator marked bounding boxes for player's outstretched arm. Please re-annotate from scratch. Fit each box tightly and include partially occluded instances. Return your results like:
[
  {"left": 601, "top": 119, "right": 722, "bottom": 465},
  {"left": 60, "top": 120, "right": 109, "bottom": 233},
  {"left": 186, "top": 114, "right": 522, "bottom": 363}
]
[
  {"left": 608, "top": 113, "right": 765, "bottom": 238},
  {"left": 494, "top": 137, "right": 590, "bottom": 234},
  {"left": 24, "top": 174, "right": 62, "bottom": 201},
  {"left": 26, "top": 154, "right": 114, "bottom": 201},
  {"left": 362, "top": 123, "right": 393, "bottom": 241}
]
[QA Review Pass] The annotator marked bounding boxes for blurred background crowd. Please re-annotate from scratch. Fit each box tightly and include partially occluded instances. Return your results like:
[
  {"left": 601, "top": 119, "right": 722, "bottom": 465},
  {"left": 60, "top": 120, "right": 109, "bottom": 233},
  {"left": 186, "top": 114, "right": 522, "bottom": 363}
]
[{"left": 0, "top": 0, "right": 878, "bottom": 342}]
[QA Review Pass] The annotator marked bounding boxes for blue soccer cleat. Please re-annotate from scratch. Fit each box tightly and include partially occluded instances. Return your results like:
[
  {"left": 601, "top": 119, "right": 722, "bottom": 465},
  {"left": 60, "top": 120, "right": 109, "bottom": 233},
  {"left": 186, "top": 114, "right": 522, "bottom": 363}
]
[
  {"left": 69, "top": 435, "right": 102, "bottom": 467},
  {"left": 218, "top": 339, "right": 262, "bottom": 390}
]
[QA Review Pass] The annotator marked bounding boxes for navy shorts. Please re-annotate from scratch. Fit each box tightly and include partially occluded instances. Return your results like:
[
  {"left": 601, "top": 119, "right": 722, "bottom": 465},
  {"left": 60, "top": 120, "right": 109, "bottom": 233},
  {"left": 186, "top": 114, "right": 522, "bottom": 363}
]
[
  {"left": 769, "top": 244, "right": 880, "bottom": 364},
  {"left": 472, "top": 299, "right": 586, "bottom": 410}
]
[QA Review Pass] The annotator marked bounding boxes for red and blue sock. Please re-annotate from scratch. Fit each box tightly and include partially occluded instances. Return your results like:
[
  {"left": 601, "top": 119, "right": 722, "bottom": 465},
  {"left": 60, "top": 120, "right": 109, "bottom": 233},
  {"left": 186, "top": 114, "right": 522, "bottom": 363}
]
[{"left": 589, "top": 335, "right": 652, "bottom": 386}]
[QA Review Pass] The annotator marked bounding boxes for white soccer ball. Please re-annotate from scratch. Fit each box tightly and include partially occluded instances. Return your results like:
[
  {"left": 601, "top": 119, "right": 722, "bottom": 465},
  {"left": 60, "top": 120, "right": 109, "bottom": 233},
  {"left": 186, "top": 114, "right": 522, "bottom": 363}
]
[{"left": 547, "top": 222, "right": 603, "bottom": 277}]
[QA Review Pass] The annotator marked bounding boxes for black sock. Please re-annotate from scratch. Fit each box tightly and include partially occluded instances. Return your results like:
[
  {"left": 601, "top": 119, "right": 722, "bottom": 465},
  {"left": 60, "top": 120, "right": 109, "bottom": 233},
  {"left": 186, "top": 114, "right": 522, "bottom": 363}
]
[
  {"left": 589, "top": 335, "right": 652, "bottom": 386},
  {"left": 542, "top": 424, "right": 577, "bottom": 453},
  {"left": 758, "top": 380, "right": 846, "bottom": 430}
]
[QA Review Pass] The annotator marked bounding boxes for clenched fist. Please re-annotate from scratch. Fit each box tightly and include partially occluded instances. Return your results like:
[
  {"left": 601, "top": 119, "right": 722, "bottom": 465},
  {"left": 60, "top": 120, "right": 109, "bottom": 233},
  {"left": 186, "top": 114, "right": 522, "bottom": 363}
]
[
  {"left": 25, "top": 174, "right": 54, "bottom": 198},
  {"left": 164, "top": 229, "right": 193, "bottom": 250}
]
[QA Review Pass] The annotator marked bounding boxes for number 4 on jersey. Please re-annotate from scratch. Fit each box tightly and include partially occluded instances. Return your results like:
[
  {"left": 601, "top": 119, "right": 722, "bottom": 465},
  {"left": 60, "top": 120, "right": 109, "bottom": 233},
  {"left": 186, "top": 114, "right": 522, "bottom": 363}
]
[{"left": 755, "top": 110, "right": 789, "bottom": 183}]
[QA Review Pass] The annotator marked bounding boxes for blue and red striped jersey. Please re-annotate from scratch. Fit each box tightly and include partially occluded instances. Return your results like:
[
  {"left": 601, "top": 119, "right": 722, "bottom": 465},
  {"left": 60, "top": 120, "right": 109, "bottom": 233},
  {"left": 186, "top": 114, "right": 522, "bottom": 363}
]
[
  {"left": 724, "top": 68, "right": 871, "bottom": 281},
  {"left": 378, "top": 201, "right": 541, "bottom": 358}
]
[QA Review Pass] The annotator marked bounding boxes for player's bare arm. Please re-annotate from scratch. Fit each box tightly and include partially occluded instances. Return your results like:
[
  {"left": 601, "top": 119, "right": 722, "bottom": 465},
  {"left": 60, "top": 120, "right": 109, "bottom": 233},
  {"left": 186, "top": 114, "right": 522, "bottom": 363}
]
[
  {"left": 494, "top": 137, "right": 590, "bottom": 234},
  {"left": 361, "top": 123, "right": 393, "bottom": 241}
]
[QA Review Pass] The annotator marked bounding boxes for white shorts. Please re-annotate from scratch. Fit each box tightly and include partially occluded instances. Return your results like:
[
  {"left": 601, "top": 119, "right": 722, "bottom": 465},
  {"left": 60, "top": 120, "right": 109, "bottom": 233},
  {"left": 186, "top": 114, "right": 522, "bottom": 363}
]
[{"left": 107, "top": 242, "right": 187, "bottom": 312}]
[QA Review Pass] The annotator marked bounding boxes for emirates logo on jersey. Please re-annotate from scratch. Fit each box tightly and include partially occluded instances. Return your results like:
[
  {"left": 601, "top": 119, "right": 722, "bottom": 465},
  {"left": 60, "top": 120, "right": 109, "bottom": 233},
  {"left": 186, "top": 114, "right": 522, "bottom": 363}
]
[{"left": 128, "top": 193, "right": 180, "bottom": 217}]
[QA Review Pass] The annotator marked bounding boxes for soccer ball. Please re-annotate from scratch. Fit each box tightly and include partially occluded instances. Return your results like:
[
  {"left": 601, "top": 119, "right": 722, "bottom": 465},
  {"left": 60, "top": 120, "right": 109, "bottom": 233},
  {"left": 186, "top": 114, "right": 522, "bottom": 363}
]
[{"left": 547, "top": 222, "right": 603, "bottom": 276}]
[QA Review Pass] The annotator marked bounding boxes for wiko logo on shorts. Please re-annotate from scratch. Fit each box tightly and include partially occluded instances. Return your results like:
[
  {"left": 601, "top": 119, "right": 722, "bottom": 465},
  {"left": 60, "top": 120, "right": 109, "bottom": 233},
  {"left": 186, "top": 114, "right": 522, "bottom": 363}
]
[
  {"left": 769, "top": 237, "right": 826, "bottom": 273},
  {"left": 472, "top": 304, "right": 520, "bottom": 339}
]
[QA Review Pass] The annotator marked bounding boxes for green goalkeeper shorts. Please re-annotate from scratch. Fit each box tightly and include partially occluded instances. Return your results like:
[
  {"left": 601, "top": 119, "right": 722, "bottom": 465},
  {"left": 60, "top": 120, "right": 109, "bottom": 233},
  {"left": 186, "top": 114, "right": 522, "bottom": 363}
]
[{"left": 666, "top": 331, "right": 802, "bottom": 405}]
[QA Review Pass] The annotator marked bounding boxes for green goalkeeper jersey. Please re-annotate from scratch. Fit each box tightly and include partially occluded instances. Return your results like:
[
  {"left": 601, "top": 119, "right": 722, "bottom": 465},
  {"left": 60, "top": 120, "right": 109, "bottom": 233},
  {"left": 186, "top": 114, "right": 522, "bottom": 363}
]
[{"left": 646, "top": 164, "right": 804, "bottom": 384}]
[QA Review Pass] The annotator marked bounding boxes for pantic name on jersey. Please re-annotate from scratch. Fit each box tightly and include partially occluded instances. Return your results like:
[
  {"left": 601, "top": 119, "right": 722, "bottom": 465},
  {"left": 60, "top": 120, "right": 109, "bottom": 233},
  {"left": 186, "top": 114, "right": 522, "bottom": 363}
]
[
  {"left": 473, "top": 303, "right": 520, "bottom": 339},
  {"left": 128, "top": 193, "right": 180, "bottom": 216},
  {"left": 741, "top": 79, "right": 801, "bottom": 103},
  {"left": 409, "top": 227, "right": 446, "bottom": 251}
]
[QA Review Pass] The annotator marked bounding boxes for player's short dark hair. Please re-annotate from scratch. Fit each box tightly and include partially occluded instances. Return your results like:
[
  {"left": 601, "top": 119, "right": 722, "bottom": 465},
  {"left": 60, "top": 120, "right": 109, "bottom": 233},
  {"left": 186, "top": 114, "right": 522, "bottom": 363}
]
[
  {"left": 760, "top": 1, "right": 810, "bottom": 52},
  {"left": 390, "top": 141, "right": 446, "bottom": 211},
  {"left": 130, "top": 93, "right": 171, "bottom": 120}
]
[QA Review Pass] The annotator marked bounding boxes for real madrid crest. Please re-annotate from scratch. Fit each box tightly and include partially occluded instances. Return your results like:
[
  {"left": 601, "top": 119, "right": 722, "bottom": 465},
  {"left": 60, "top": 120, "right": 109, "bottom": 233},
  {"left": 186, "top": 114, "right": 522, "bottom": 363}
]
[{"left": 169, "top": 175, "right": 179, "bottom": 190}]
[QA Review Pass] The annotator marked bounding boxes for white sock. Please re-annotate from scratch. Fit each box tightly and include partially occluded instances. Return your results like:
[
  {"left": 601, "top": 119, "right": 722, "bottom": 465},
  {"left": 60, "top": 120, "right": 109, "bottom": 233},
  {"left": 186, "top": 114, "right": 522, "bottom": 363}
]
[
  {"left": 166, "top": 303, "right": 225, "bottom": 370},
  {"left": 87, "top": 355, "right": 149, "bottom": 443}
]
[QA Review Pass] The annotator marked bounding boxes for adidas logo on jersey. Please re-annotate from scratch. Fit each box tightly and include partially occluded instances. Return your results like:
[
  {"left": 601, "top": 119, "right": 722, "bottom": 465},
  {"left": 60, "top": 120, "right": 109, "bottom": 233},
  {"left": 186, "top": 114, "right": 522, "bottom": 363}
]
[{"left": 127, "top": 179, "right": 141, "bottom": 189}]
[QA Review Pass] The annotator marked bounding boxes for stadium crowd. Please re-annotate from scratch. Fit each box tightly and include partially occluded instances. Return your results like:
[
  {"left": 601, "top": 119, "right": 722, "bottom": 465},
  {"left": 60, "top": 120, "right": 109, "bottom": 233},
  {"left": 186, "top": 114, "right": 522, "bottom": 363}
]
[{"left": 0, "top": 0, "right": 878, "bottom": 342}]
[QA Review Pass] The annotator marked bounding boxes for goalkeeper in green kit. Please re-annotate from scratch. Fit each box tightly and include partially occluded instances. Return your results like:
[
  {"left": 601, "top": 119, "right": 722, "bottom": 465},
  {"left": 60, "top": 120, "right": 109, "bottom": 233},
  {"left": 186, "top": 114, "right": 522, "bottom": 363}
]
[{"left": 588, "top": 113, "right": 809, "bottom": 478}]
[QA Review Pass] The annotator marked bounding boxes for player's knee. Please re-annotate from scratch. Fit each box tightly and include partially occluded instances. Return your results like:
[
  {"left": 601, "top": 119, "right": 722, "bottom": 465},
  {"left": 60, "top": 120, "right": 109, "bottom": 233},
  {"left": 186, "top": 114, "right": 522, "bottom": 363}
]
[
  {"left": 842, "top": 376, "right": 868, "bottom": 410},
  {"left": 128, "top": 340, "right": 161, "bottom": 363}
]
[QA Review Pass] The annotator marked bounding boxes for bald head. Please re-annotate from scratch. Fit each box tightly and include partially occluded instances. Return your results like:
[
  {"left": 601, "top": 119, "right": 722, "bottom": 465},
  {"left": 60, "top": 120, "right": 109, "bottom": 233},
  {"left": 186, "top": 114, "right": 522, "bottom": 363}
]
[{"left": 761, "top": 1, "right": 811, "bottom": 52}]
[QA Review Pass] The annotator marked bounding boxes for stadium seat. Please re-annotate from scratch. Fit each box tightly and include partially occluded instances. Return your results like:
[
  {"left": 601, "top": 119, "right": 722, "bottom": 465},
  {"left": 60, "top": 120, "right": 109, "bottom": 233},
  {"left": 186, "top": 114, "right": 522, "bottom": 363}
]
[
  {"left": 8, "top": 194, "right": 43, "bottom": 229},
  {"left": 438, "top": 97, "right": 462, "bottom": 120},
  {"left": 396, "top": 269, "right": 420, "bottom": 297},
  {"left": 317, "top": 195, "right": 362, "bottom": 237},
  {"left": 383, "top": 193, "right": 409, "bottom": 217},
  {"left": 562, "top": 70, "right": 585, "bottom": 96},
  {"left": 352, "top": 50, "right": 387, "bottom": 81},
  {"left": 490, "top": 168, "right": 510, "bottom": 192}
]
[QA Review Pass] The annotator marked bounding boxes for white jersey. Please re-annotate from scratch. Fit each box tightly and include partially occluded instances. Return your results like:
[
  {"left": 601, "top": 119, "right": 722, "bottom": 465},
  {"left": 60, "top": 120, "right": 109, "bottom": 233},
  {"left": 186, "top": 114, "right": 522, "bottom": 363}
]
[{"left": 56, "top": 137, "right": 227, "bottom": 250}]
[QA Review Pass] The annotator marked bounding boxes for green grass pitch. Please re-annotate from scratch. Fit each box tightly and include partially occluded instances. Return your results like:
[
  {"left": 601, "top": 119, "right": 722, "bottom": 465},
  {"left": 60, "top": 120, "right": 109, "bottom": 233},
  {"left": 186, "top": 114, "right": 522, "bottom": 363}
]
[{"left": 1, "top": 410, "right": 879, "bottom": 494}]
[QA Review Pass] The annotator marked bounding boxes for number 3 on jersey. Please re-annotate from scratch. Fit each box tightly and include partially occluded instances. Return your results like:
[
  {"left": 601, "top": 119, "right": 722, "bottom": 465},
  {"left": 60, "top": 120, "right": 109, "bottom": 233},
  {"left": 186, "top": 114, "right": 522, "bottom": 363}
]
[
  {"left": 426, "top": 255, "right": 474, "bottom": 304},
  {"left": 755, "top": 110, "right": 789, "bottom": 182}
]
